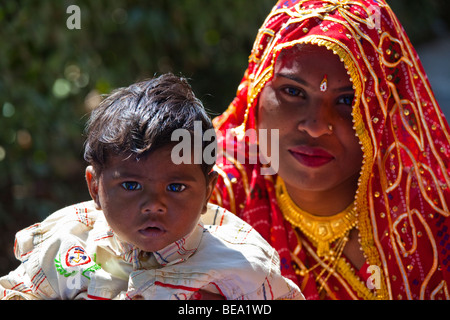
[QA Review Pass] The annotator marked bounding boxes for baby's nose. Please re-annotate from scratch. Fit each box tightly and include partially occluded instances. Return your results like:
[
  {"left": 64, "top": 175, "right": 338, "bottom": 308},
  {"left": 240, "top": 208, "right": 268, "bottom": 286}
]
[{"left": 140, "top": 192, "right": 166, "bottom": 214}]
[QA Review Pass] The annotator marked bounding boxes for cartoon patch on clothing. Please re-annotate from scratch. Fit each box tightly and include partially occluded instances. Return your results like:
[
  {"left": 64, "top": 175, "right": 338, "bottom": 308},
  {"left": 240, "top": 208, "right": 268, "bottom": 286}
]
[
  {"left": 66, "top": 246, "right": 91, "bottom": 267},
  {"left": 55, "top": 245, "right": 101, "bottom": 280}
]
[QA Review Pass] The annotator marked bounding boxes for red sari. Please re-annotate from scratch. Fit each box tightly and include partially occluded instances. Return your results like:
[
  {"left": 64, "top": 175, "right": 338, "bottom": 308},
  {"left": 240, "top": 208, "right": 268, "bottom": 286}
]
[{"left": 211, "top": 0, "right": 450, "bottom": 299}]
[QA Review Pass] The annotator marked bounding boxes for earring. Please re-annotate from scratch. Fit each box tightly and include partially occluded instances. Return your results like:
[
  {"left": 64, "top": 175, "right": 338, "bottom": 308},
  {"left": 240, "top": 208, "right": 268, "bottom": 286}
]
[
  {"left": 328, "top": 124, "right": 333, "bottom": 132},
  {"left": 320, "top": 74, "right": 328, "bottom": 92}
]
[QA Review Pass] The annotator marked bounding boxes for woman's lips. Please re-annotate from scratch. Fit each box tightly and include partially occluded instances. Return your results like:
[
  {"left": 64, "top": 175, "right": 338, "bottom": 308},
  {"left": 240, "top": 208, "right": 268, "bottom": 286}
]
[{"left": 288, "top": 146, "right": 334, "bottom": 168}]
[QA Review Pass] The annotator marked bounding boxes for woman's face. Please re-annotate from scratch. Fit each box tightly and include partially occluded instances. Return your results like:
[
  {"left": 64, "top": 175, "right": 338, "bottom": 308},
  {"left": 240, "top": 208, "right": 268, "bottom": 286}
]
[{"left": 257, "top": 44, "right": 363, "bottom": 203}]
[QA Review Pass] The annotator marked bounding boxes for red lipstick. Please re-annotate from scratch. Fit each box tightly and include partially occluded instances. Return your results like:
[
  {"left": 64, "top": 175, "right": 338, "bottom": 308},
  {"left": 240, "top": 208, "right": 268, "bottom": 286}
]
[{"left": 288, "top": 146, "right": 334, "bottom": 168}]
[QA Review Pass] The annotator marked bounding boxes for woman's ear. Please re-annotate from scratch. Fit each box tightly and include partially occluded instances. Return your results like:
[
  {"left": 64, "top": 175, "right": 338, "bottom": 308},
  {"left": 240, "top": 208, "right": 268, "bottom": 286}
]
[
  {"left": 85, "top": 166, "right": 101, "bottom": 210},
  {"left": 202, "top": 170, "right": 219, "bottom": 214}
]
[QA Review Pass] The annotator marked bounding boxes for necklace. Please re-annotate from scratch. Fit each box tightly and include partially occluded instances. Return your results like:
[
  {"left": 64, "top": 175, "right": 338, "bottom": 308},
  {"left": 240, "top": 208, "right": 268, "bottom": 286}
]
[{"left": 275, "top": 176, "right": 358, "bottom": 258}]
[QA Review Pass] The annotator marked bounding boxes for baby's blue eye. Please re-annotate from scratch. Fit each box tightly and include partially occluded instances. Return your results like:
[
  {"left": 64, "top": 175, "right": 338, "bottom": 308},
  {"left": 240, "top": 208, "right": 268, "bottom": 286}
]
[
  {"left": 167, "top": 183, "right": 186, "bottom": 192},
  {"left": 121, "top": 182, "right": 142, "bottom": 191}
]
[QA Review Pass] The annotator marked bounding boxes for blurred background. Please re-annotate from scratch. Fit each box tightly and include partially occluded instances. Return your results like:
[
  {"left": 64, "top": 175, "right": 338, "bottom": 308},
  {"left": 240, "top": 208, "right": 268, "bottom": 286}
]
[{"left": 1, "top": 0, "right": 449, "bottom": 275}]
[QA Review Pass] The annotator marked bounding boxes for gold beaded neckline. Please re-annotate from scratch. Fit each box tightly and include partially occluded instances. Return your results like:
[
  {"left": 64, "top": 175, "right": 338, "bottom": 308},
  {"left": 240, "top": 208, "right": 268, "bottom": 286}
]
[{"left": 275, "top": 176, "right": 358, "bottom": 257}]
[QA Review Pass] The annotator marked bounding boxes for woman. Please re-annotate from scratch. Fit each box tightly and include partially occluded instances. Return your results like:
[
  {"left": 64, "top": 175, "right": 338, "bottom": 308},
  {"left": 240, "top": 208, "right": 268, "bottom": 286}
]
[{"left": 211, "top": 0, "right": 450, "bottom": 300}]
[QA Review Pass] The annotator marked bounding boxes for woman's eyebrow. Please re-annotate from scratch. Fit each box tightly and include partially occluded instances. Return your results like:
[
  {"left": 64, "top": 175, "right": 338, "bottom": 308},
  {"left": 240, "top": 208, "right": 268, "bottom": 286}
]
[
  {"left": 275, "top": 72, "right": 354, "bottom": 93},
  {"left": 275, "top": 72, "right": 310, "bottom": 87}
]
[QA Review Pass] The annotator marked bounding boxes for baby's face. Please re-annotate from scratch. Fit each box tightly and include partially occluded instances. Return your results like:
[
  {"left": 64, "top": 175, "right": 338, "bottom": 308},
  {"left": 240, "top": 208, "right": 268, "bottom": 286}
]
[{"left": 86, "top": 143, "right": 216, "bottom": 252}]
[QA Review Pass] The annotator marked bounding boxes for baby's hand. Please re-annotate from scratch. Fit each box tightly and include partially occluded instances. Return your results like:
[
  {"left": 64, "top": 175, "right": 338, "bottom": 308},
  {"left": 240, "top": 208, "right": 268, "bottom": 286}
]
[{"left": 189, "top": 290, "right": 225, "bottom": 300}]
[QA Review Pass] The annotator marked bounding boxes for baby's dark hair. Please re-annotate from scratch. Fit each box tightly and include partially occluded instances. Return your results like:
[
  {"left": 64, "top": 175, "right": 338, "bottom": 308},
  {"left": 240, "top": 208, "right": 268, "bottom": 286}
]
[{"left": 84, "top": 73, "right": 215, "bottom": 178}]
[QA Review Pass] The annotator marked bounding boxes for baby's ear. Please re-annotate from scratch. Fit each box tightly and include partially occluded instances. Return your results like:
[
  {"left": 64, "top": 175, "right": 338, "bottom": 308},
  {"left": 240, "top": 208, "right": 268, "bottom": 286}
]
[
  {"left": 202, "top": 171, "right": 218, "bottom": 214},
  {"left": 85, "top": 166, "right": 101, "bottom": 210}
]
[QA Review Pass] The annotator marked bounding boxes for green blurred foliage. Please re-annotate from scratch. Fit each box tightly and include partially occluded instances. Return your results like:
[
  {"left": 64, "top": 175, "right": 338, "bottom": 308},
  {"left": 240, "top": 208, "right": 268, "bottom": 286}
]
[
  {"left": 0, "top": 0, "right": 275, "bottom": 272},
  {"left": 388, "top": 0, "right": 450, "bottom": 43},
  {"left": 0, "top": 0, "right": 449, "bottom": 274}
]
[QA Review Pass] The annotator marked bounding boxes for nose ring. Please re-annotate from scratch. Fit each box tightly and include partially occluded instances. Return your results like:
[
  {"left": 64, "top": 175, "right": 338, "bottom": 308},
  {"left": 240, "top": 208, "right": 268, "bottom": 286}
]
[{"left": 328, "top": 124, "right": 333, "bottom": 132}]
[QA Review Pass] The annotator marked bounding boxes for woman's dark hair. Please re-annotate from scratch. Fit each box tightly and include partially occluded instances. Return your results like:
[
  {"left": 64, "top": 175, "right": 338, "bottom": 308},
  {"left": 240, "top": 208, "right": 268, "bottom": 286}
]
[{"left": 84, "top": 73, "right": 215, "bottom": 177}]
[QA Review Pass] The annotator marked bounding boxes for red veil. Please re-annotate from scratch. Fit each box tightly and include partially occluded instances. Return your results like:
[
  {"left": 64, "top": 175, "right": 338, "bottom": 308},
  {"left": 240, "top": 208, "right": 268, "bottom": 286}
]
[{"left": 211, "top": 0, "right": 450, "bottom": 299}]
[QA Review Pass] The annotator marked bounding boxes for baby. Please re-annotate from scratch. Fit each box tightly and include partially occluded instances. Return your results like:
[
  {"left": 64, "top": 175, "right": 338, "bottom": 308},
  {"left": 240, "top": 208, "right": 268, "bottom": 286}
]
[{"left": 0, "top": 73, "right": 303, "bottom": 300}]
